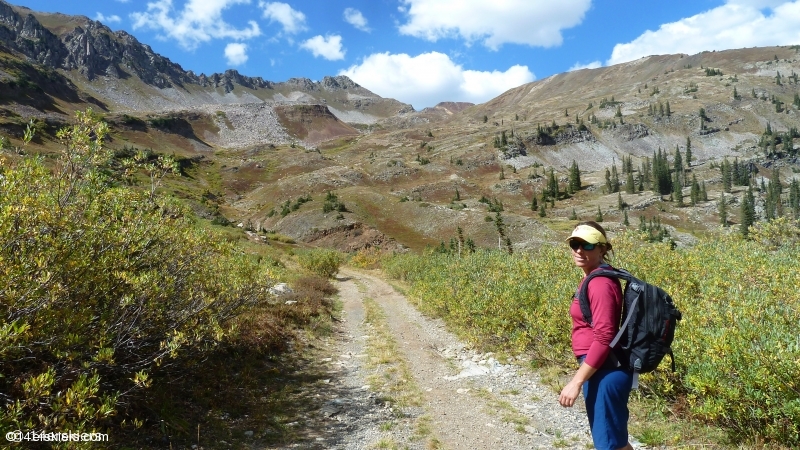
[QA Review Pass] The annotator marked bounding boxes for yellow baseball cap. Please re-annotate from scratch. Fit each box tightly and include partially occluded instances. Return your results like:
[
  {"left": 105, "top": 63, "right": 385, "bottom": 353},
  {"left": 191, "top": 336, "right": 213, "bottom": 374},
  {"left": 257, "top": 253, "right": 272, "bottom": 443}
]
[{"left": 567, "top": 225, "right": 608, "bottom": 244}]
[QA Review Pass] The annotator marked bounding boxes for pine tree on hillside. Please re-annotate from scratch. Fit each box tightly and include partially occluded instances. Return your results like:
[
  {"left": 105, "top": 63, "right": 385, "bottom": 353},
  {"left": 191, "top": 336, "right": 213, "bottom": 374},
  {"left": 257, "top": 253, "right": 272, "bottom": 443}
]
[
  {"left": 626, "top": 171, "right": 635, "bottom": 194},
  {"left": 596, "top": 206, "right": 604, "bottom": 222},
  {"left": 653, "top": 148, "right": 672, "bottom": 195},
  {"left": 718, "top": 194, "right": 728, "bottom": 226},
  {"left": 548, "top": 168, "right": 558, "bottom": 200},
  {"left": 673, "top": 172, "right": 684, "bottom": 207},
  {"left": 789, "top": 178, "right": 800, "bottom": 218},
  {"left": 721, "top": 158, "right": 732, "bottom": 193},
  {"left": 740, "top": 185, "right": 756, "bottom": 237},
  {"left": 685, "top": 136, "right": 692, "bottom": 168},
  {"left": 569, "top": 160, "right": 582, "bottom": 193},
  {"left": 690, "top": 174, "right": 700, "bottom": 206}
]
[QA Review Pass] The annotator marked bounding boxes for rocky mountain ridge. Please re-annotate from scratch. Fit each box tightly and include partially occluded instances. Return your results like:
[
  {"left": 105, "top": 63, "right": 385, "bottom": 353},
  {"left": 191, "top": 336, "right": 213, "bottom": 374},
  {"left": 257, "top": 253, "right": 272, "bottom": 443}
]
[{"left": 0, "top": 0, "right": 411, "bottom": 122}]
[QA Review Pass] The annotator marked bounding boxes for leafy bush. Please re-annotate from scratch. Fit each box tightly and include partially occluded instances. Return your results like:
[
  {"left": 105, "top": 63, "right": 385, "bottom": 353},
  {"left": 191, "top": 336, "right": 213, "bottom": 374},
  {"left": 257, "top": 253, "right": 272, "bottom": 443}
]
[
  {"left": 350, "top": 246, "right": 384, "bottom": 269},
  {"left": 297, "top": 249, "right": 343, "bottom": 278},
  {"left": 383, "top": 232, "right": 800, "bottom": 445},
  {"left": 0, "top": 109, "right": 277, "bottom": 434}
]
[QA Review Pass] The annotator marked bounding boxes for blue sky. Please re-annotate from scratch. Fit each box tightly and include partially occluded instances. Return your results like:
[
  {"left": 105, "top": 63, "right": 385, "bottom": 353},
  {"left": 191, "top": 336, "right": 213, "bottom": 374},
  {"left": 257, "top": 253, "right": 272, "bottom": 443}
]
[{"left": 11, "top": 0, "right": 800, "bottom": 109}]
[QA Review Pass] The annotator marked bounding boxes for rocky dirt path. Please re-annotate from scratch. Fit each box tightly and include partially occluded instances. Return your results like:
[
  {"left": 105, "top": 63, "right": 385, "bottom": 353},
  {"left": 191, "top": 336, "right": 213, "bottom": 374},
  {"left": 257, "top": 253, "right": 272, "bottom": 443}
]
[{"left": 298, "top": 267, "right": 613, "bottom": 450}]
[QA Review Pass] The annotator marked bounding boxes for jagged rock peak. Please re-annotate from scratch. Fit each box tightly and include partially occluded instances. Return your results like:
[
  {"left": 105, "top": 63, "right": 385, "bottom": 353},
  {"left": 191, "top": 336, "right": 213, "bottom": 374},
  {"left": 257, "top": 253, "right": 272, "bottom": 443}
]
[
  {"left": 286, "top": 77, "right": 317, "bottom": 90},
  {"left": 322, "top": 75, "right": 360, "bottom": 90}
]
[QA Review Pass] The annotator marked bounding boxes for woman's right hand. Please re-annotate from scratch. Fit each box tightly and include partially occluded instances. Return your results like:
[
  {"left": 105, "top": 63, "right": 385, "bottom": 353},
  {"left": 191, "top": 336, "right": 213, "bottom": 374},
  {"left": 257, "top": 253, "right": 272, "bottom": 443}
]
[{"left": 558, "top": 380, "right": 582, "bottom": 407}]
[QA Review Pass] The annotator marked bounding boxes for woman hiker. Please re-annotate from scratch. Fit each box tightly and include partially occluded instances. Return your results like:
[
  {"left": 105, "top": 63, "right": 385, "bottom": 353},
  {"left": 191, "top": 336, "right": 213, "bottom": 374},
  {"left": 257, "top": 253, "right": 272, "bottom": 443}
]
[{"left": 557, "top": 221, "right": 634, "bottom": 450}]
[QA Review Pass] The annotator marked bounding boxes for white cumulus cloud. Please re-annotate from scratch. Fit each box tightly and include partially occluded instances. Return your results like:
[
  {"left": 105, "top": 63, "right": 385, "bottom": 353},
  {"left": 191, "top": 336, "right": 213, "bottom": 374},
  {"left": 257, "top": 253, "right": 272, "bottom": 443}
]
[
  {"left": 397, "top": 0, "right": 591, "bottom": 50},
  {"left": 607, "top": 1, "right": 800, "bottom": 66},
  {"left": 130, "top": 0, "right": 260, "bottom": 50},
  {"left": 225, "top": 42, "right": 248, "bottom": 65},
  {"left": 260, "top": 1, "right": 307, "bottom": 34},
  {"left": 300, "top": 35, "right": 345, "bottom": 60},
  {"left": 568, "top": 60, "right": 602, "bottom": 72},
  {"left": 95, "top": 12, "right": 121, "bottom": 23},
  {"left": 339, "top": 51, "right": 534, "bottom": 109},
  {"left": 344, "top": 8, "right": 370, "bottom": 32}
]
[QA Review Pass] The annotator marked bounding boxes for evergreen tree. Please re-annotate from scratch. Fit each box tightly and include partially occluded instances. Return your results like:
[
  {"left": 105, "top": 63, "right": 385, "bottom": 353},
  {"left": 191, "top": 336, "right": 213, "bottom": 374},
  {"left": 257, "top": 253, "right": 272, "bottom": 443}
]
[
  {"left": 701, "top": 181, "right": 708, "bottom": 201},
  {"left": 569, "top": 208, "right": 578, "bottom": 220},
  {"left": 569, "top": 160, "right": 582, "bottom": 193},
  {"left": 623, "top": 209, "right": 630, "bottom": 226},
  {"left": 767, "top": 166, "right": 783, "bottom": 219},
  {"left": 718, "top": 194, "right": 728, "bottom": 226},
  {"left": 611, "top": 163, "right": 621, "bottom": 193},
  {"left": 740, "top": 185, "right": 756, "bottom": 237},
  {"left": 618, "top": 191, "right": 624, "bottom": 210},
  {"left": 539, "top": 204, "right": 546, "bottom": 218},
  {"left": 641, "top": 157, "right": 652, "bottom": 188},
  {"left": 674, "top": 146, "right": 684, "bottom": 186},
  {"left": 665, "top": 101, "right": 671, "bottom": 117},
  {"left": 605, "top": 168, "right": 612, "bottom": 194},
  {"left": 685, "top": 136, "right": 692, "bottom": 168},
  {"left": 531, "top": 195, "right": 538, "bottom": 211},
  {"left": 548, "top": 168, "right": 558, "bottom": 200},
  {"left": 673, "top": 172, "right": 684, "bottom": 206},
  {"left": 733, "top": 86, "right": 739, "bottom": 100},
  {"left": 789, "top": 178, "right": 800, "bottom": 218},
  {"left": 494, "top": 212, "right": 512, "bottom": 254},
  {"left": 626, "top": 170, "right": 635, "bottom": 194},
  {"left": 596, "top": 206, "right": 604, "bottom": 222},
  {"left": 466, "top": 238, "right": 476, "bottom": 253},
  {"left": 721, "top": 158, "right": 732, "bottom": 193},
  {"left": 690, "top": 174, "right": 700, "bottom": 206},
  {"left": 653, "top": 148, "right": 672, "bottom": 195}
]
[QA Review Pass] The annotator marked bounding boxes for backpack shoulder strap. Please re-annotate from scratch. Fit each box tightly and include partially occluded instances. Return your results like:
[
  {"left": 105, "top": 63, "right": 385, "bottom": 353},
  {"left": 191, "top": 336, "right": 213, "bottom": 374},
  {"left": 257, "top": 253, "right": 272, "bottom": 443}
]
[{"left": 576, "top": 266, "right": 633, "bottom": 326}]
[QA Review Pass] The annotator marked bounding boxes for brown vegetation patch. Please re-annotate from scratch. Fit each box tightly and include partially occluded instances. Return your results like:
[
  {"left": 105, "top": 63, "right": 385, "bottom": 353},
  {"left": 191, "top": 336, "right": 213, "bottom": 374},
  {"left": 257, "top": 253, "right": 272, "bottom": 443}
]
[{"left": 275, "top": 104, "right": 360, "bottom": 145}]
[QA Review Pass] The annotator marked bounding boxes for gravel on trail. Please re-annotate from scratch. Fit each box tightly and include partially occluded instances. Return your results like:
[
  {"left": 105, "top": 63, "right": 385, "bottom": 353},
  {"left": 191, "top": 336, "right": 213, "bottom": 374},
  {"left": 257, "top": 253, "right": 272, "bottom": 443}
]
[{"left": 264, "top": 267, "right": 647, "bottom": 449}]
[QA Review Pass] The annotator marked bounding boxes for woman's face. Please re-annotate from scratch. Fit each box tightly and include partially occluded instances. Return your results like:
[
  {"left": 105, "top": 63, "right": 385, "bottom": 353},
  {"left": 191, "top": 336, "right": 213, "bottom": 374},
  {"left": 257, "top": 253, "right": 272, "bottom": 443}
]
[{"left": 569, "top": 239, "right": 606, "bottom": 273}]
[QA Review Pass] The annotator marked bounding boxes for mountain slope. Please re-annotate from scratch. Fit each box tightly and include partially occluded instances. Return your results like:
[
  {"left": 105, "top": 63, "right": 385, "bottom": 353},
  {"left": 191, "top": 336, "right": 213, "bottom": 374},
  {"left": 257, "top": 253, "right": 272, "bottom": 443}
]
[{"left": 2, "top": 0, "right": 800, "bottom": 251}]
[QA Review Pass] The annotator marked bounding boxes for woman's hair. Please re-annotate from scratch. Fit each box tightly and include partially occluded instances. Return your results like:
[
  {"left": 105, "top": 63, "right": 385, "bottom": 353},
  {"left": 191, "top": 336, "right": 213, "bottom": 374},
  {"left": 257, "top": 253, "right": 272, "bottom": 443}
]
[{"left": 575, "top": 220, "right": 613, "bottom": 262}]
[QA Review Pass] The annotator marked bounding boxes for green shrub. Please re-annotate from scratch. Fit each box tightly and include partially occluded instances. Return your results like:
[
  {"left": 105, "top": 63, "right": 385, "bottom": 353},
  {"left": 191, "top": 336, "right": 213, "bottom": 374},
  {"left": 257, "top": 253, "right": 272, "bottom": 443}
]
[
  {"left": 0, "top": 109, "right": 277, "bottom": 434},
  {"left": 382, "top": 231, "right": 800, "bottom": 445},
  {"left": 297, "top": 249, "right": 343, "bottom": 278}
]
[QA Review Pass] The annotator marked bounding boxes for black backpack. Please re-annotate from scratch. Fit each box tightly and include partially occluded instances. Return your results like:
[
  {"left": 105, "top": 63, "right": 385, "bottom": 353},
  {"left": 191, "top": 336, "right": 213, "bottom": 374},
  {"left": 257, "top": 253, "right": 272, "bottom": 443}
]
[{"left": 577, "top": 266, "right": 682, "bottom": 373}]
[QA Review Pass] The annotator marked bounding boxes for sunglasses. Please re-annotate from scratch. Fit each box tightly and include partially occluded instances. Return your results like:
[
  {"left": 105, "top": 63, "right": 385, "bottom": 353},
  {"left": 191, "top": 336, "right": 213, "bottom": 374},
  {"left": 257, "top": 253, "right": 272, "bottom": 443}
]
[{"left": 569, "top": 240, "right": 597, "bottom": 251}]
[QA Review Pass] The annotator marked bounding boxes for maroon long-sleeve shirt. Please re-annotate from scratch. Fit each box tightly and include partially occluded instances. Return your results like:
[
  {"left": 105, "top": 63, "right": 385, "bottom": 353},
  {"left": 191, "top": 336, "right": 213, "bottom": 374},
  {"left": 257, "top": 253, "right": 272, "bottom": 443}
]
[{"left": 569, "top": 267, "right": 623, "bottom": 369}]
